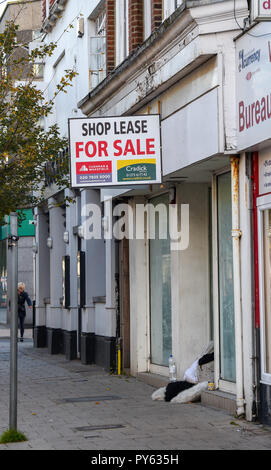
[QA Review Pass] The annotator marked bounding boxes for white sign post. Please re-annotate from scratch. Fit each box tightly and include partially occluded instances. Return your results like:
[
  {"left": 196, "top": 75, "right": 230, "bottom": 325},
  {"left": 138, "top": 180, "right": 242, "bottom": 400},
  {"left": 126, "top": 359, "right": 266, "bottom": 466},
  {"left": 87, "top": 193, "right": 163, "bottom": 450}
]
[{"left": 68, "top": 115, "right": 161, "bottom": 188}]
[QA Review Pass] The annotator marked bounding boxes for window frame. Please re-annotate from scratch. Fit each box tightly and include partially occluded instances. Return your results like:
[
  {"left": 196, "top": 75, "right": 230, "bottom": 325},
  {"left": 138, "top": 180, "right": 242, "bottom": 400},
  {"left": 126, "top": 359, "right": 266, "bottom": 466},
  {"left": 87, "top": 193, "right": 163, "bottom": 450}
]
[
  {"left": 115, "top": 0, "right": 129, "bottom": 66},
  {"left": 257, "top": 194, "right": 271, "bottom": 385},
  {"left": 89, "top": 5, "right": 107, "bottom": 90}
]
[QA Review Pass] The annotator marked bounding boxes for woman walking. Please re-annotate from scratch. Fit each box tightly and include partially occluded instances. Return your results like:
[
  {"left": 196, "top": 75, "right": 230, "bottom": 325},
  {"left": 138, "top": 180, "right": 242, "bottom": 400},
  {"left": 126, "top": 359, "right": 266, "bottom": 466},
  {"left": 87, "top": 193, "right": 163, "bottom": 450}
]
[{"left": 17, "top": 282, "right": 32, "bottom": 342}]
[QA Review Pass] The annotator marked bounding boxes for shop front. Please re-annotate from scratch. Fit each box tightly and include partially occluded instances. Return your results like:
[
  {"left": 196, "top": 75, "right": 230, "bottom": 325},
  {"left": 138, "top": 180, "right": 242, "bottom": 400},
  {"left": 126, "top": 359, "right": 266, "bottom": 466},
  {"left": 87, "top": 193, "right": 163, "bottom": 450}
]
[
  {"left": 236, "top": 21, "right": 271, "bottom": 424},
  {"left": 255, "top": 151, "right": 271, "bottom": 424},
  {"left": 76, "top": 0, "right": 252, "bottom": 416}
]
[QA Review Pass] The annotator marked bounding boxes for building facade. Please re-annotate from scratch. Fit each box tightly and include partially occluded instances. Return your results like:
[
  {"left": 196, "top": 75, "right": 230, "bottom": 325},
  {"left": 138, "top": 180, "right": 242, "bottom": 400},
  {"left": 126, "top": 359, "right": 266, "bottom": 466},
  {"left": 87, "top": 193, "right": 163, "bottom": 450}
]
[
  {"left": 77, "top": 0, "right": 254, "bottom": 421},
  {"left": 33, "top": 0, "right": 271, "bottom": 425},
  {"left": 236, "top": 19, "right": 271, "bottom": 425}
]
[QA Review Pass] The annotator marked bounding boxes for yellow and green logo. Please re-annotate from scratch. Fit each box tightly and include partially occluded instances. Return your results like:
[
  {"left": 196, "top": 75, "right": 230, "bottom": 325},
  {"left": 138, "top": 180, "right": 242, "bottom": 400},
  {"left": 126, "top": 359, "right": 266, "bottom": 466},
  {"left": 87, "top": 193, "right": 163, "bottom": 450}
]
[{"left": 117, "top": 159, "right": 156, "bottom": 182}]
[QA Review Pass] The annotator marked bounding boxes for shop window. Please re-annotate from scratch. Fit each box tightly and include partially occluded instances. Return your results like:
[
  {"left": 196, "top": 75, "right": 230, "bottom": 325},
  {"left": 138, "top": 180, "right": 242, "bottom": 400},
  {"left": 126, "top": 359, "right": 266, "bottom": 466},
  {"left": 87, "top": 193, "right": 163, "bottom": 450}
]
[
  {"left": 217, "top": 172, "right": 236, "bottom": 382},
  {"left": 115, "top": 0, "right": 129, "bottom": 66},
  {"left": 262, "top": 209, "right": 271, "bottom": 376},
  {"left": 32, "top": 63, "right": 44, "bottom": 79},
  {"left": 149, "top": 193, "right": 172, "bottom": 366}
]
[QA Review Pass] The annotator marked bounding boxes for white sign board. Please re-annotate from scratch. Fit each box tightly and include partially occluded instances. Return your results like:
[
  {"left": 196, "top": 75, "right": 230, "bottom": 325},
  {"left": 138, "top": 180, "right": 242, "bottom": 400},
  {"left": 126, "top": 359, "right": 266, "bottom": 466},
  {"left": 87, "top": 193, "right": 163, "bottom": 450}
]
[
  {"left": 68, "top": 115, "right": 161, "bottom": 188},
  {"left": 236, "top": 22, "right": 271, "bottom": 151},
  {"left": 259, "top": 148, "right": 271, "bottom": 195},
  {"left": 161, "top": 88, "right": 219, "bottom": 175},
  {"left": 253, "top": 0, "right": 271, "bottom": 21}
]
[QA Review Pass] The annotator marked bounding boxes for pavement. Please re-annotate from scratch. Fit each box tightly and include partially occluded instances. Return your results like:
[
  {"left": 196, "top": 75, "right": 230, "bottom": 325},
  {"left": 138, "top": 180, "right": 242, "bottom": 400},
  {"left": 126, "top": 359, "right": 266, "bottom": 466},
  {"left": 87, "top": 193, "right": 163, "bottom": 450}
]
[{"left": 0, "top": 325, "right": 271, "bottom": 451}]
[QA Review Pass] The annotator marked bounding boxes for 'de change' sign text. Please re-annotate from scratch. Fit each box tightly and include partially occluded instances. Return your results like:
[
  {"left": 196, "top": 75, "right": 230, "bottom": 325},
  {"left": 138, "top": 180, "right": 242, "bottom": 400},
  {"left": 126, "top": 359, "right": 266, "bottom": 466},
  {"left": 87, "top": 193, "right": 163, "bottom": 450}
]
[{"left": 68, "top": 115, "right": 161, "bottom": 188}]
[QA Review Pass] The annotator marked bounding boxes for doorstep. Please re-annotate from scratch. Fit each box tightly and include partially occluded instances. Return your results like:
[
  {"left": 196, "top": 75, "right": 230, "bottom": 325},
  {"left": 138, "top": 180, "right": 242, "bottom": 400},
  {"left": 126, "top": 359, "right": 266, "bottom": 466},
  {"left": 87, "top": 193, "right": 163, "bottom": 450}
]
[
  {"left": 201, "top": 389, "right": 236, "bottom": 415},
  {"left": 137, "top": 372, "right": 169, "bottom": 388}
]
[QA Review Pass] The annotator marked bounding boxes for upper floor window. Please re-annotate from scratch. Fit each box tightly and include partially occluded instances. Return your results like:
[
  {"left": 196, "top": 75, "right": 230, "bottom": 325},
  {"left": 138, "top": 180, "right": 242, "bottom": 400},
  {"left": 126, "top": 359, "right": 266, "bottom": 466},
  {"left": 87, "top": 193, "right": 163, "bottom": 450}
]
[
  {"left": 163, "top": 0, "right": 183, "bottom": 20},
  {"left": 89, "top": 7, "right": 106, "bottom": 89},
  {"left": 115, "top": 0, "right": 129, "bottom": 67},
  {"left": 144, "top": 0, "right": 151, "bottom": 40},
  {"left": 96, "top": 7, "right": 106, "bottom": 36},
  {"left": 32, "top": 63, "right": 45, "bottom": 80}
]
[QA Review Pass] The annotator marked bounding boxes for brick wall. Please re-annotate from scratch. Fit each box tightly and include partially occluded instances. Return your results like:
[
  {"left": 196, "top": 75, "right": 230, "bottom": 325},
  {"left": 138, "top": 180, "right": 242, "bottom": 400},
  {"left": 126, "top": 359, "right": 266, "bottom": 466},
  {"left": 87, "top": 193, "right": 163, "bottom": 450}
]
[
  {"left": 106, "top": 0, "right": 115, "bottom": 74},
  {"left": 151, "top": 0, "right": 163, "bottom": 32},
  {"left": 42, "top": 0, "right": 46, "bottom": 21},
  {"left": 128, "top": 0, "right": 143, "bottom": 54},
  {"left": 42, "top": 0, "right": 56, "bottom": 21}
]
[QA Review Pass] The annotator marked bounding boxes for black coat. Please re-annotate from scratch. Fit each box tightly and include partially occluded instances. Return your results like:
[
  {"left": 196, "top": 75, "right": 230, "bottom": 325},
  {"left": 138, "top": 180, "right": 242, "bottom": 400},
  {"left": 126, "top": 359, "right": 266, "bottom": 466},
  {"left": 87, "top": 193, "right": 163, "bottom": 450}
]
[{"left": 18, "top": 291, "right": 32, "bottom": 317}]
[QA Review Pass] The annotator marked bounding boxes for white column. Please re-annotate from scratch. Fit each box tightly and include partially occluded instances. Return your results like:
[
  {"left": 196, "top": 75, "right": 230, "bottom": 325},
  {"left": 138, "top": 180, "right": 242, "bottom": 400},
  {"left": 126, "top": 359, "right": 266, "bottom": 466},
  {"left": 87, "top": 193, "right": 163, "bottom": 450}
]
[
  {"left": 231, "top": 156, "right": 245, "bottom": 417},
  {"left": 81, "top": 189, "right": 106, "bottom": 334},
  {"left": 103, "top": 196, "right": 116, "bottom": 337},
  {"left": 48, "top": 197, "right": 65, "bottom": 329},
  {"left": 64, "top": 188, "right": 78, "bottom": 332},
  {"left": 239, "top": 153, "right": 254, "bottom": 421},
  {"left": 34, "top": 207, "right": 50, "bottom": 327},
  {"left": 129, "top": 197, "right": 149, "bottom": 375}
]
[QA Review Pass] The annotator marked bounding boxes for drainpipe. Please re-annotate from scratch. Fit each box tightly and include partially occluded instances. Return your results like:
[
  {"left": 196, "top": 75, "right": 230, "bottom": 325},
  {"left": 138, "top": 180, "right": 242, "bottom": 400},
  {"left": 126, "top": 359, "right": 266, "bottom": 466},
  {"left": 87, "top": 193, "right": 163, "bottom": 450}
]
[{"left": 231, "top": 156, "right": 245, "bottom": 417}]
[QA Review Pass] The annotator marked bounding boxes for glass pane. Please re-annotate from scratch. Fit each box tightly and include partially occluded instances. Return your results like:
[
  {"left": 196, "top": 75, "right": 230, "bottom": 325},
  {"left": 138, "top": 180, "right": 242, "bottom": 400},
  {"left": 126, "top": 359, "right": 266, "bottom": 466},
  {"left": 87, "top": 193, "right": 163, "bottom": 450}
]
[
  {"left": 263, "top": 209, "right": 271, "bottom": 374},
  {"left": 89, "top": 36, "right": 106, "bottom": 89},
  {"left": 149, "top": 194, "right": 172, "bottom": 366},
  {"left": 90, "top": 37, "right": 106, "bottom": 69},
  {"left": 217, "top": 172, "right": 236, "bottom": 382}
]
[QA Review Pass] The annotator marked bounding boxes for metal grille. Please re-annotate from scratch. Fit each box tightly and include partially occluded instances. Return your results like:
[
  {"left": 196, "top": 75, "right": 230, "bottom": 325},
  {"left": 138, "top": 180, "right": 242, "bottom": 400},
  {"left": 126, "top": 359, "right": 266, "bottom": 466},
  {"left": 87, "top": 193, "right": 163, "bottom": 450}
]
[
  {"left": 74, "top": 424, "right": 125, "bottom": 432},
  {"left": 59, "top": 395, "right": 122, "bottom": 403}
]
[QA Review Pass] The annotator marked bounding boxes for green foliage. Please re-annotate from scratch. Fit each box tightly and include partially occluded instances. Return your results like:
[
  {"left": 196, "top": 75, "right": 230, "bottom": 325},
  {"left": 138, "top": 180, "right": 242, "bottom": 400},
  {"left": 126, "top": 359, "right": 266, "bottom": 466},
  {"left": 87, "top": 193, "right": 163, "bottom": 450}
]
[
  {"left": 0, "top": 429, "right": 27, "bottom": 444},
  {"left": 0, "top": 19, "right": 77, "bottom": 219}
]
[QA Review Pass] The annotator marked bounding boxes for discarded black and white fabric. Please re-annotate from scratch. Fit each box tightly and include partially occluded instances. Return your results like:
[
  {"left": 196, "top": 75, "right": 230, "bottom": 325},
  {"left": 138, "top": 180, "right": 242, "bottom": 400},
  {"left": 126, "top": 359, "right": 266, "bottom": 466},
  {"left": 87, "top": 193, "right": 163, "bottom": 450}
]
[
  {"left": 198, "top": 352, "right": 214, "bottom": 367},
  {"left": 151, "top": 381, "right": 208, "bottom": 403},
  {"left": 165, "top": 381, "right": 194, "bottom": 402},
  {"left": 170, "top": 381, "right": 208, "bottom": 404},
  {"left": 151, "top": 386, "right": 166, "bottom": 401},
  {"left": 151, "top": 342, "right": 214, "bottom": 403}
]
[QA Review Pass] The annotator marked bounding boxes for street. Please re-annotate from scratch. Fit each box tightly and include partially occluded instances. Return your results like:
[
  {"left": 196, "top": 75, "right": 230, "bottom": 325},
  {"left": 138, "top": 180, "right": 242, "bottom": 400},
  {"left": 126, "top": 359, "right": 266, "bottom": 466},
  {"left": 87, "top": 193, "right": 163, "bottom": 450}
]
[{"left": 0, "top": 326, "right": 271, "bottom": 451}]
